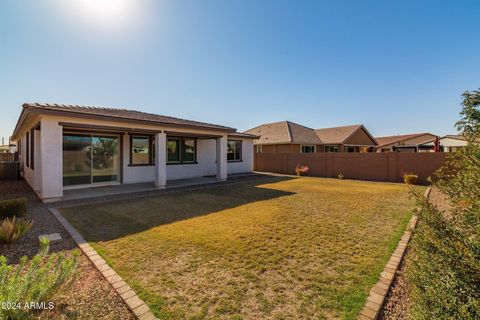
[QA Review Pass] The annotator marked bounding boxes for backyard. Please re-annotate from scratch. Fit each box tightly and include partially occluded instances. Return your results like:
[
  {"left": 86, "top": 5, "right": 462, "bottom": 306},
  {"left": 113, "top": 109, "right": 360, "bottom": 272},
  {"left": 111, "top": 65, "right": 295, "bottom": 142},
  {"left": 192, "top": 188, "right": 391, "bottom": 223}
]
[{"left": 60, "top": 176, "right": 417, "bottom": 319}]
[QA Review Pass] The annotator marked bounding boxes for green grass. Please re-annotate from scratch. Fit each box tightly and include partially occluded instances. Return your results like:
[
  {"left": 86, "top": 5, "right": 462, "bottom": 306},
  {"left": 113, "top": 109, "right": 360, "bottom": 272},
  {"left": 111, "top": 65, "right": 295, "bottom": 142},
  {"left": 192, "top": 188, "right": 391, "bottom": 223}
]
[{"left": 61, "top": 176, "right": 417, "bottom": 319}]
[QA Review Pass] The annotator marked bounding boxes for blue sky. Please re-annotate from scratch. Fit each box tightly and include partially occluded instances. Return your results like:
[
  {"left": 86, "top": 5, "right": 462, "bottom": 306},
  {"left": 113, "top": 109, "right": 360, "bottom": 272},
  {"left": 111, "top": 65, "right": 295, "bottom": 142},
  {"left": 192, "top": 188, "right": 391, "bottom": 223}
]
[{"left": 1, "top": 0, "right": 479, "bottom": 142}]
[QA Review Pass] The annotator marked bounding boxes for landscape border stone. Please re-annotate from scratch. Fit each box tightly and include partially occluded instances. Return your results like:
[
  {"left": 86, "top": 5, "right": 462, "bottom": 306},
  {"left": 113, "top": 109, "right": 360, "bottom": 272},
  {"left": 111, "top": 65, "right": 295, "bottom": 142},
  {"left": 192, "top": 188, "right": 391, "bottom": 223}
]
[{"left": 357, "top": 186, "right": 431, "bottom": 319}]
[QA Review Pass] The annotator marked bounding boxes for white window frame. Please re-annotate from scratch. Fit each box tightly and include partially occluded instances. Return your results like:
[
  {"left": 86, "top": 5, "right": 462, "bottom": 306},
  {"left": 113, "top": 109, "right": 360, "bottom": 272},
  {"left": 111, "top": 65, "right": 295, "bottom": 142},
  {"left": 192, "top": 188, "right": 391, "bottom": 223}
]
[{"left": 256, "top": 145, "right": 262, "bottom": 154}]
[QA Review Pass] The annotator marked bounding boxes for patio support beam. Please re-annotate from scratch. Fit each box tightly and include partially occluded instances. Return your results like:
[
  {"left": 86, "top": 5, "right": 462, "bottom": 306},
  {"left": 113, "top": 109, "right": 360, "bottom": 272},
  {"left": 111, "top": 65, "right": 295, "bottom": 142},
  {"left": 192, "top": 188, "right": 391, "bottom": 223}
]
[
  {"left": 155, "top": 132, "right": 167, "bottom": 188},
  {"left": 216, "top": 135, "right": 227, "bottom": 181}
]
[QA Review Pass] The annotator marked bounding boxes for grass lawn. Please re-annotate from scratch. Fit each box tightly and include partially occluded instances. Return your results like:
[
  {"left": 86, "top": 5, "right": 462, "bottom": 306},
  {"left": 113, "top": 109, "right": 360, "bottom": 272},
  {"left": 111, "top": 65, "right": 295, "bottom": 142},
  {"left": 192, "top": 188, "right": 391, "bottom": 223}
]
[{"left": 60, "top": 176, "right": 417, "bottom": 320}]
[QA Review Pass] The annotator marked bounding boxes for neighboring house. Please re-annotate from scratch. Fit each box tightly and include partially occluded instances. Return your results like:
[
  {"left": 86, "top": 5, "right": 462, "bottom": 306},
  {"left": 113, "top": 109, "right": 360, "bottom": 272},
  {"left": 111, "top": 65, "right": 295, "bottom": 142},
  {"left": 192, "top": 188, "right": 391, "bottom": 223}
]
[
  {"left": 11, "top": 103, "right": 257, "bottom": 202},
  {"left": 314, "top": 124, "right": 378, "bottom": 152},
  {"left": 244, "top": 121, "right": 377, "bottom": 153},
  {"left": 375, "top": 133, "right": 438, "bottom": 152},
  {"left": 422, "top": 135, "right": 469, "bottom": 153},
  {"left": 0, "top": 145, "right": 10, "bottom": 154}
]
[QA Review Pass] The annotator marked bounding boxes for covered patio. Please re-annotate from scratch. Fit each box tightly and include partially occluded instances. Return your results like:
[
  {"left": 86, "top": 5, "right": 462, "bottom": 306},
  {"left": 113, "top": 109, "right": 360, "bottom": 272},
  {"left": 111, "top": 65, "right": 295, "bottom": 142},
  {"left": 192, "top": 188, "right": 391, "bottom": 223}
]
[{"left": 60, "top": 173, "right": 258, "bottom": 202}]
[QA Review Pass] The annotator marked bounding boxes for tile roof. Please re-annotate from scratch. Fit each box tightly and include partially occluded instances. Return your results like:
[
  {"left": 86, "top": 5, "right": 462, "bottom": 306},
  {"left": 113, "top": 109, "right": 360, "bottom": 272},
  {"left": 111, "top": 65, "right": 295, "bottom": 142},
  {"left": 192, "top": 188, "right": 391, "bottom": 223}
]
[
  {"left": 443, "top": 134, "right": 466, "bottom": 141},
  {"left": 21, "top": 103, "right": 236, "bottom": 132},
  {"left": 314, "top": 124, "right": 364, "bottom": 144},
  {"left": 244, "top": 121, "right": 321, "bottom": 145},
  {"left": 375, "top": 133, "right": 433, "bottom": 147}
]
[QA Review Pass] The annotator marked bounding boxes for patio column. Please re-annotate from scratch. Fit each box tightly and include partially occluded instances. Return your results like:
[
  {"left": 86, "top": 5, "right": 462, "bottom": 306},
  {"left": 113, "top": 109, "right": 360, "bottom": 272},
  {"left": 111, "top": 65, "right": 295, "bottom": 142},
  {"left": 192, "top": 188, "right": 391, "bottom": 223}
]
[
  {"left": 155, "top": 132, "right": 167, "bottom": 188},
  {"left": 40, "top": 118, "right": 63, "bottom": 202},
  {"left": 216, "top": 135, "right": 227, "bottom": 181}
]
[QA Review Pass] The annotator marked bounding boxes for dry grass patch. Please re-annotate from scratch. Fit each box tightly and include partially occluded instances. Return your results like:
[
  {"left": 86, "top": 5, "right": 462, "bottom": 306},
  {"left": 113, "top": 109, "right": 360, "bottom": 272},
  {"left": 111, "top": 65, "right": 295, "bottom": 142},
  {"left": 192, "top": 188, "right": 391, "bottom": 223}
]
[{"left": 61, "top": 176, "right": 417, "bottom": 319}]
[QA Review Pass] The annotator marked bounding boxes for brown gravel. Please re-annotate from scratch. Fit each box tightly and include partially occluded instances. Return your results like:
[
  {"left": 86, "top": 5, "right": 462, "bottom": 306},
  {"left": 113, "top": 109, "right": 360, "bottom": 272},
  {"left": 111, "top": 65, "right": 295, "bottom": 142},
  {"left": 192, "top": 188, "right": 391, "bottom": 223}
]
[
  {"left": 0, "top": 180, "right": 134, "bottom": 320},
  {"left": 379, "top": 249, "right": 411, "bottom": 320}
]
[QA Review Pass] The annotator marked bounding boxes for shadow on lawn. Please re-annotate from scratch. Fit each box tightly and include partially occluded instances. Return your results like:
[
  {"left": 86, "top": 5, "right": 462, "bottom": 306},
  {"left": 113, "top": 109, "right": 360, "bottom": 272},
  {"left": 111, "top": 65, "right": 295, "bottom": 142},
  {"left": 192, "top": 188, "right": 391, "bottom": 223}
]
[{"left": 60, "top": 176, "right": 296, "bottom": 242}]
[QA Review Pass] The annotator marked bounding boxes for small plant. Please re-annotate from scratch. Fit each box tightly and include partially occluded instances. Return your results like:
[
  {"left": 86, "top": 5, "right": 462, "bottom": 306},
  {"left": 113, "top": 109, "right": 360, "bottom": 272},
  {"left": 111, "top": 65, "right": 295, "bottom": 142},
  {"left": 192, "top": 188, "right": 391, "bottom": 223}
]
[
  {"left": 0, "top": 238, "right": 79, "bottom": 319},
  {"left": 0, "top": 216, "right": 33, "bottom": 244},
  {"left": 295, "top": 165, "right": 309, "bottom": 176},
  {"left": 338, "top": 173, "right": 344, "bottom": 180},
  {"left": 403, "top": 173, "right": 418, "bottom": 185},
  {"left": 0, "top": 198, "right": 27, "bottom": 219}
]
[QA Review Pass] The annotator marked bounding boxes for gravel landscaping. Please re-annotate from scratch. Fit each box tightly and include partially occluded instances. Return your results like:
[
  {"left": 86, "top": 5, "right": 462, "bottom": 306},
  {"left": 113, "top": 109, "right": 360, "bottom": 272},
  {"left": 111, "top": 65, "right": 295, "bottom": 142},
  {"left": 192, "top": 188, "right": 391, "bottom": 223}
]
[{"left": 0, "top": 180, "right": 134, "bottom": 320}]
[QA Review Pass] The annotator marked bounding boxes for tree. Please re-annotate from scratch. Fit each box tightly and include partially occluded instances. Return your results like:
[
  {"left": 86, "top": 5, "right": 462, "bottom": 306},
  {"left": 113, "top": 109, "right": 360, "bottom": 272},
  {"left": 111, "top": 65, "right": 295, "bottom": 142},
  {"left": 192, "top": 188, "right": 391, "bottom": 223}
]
[{"left": 407, "top": 89, "right": 480, "bottom": 319}]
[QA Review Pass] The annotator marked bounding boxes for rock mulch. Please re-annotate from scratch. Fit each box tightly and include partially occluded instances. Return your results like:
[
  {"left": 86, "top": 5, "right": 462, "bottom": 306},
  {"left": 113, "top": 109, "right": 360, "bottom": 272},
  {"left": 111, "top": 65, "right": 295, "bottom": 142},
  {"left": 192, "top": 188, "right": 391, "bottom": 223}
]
[
  {"left": 0, "top": 180, "right": 134, "bottom": 320},
  {"left": 379, "top": 249, "right": 411, "bottom": 320}
]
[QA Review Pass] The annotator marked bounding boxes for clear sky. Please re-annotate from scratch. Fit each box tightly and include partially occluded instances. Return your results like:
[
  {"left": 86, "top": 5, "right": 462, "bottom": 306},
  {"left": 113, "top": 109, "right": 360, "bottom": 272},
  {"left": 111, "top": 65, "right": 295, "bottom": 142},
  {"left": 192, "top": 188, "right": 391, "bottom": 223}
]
[{"left": 1, "top": 0, "right": 479, "bottom": 143}]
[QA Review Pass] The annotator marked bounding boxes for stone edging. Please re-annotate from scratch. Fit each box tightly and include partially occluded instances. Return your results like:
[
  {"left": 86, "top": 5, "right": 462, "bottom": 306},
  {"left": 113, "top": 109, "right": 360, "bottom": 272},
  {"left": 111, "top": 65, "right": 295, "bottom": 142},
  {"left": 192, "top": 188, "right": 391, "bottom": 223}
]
[
  {"left": 358, "top": 186, "right": 431, "bottom": 320},
  {"left": 48, "top": 207, "right": 157, "bottom": 320}
]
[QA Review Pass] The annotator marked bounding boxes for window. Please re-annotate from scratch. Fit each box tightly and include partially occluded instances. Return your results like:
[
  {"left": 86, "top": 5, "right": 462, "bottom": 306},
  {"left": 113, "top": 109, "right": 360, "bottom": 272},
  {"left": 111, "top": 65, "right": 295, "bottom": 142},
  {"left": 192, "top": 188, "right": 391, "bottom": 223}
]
[
  {"left": 167, "top": 137, "right": 197, "bottom": 164},
  {"left": 167, "top": 138, "right": 181, "bottom": 163},
  {"left": 324, "top": 145, "right": 338, "bottom": 153},
  {"left": 30, "top": 129, "right": 35, "bottom": 170},
  {"left": 26, "top": 132, "right": 30, "bottom": 168},
  {"left": 130, "top": 135, "right": 152, "bottom": 165},
  {"left": 182, "top": 139, "right": 196, "bottom": 162},
  {"left": 227, "top": 140, "right": 242, "bottom": 162},
  {"left": 256, "top": 145, "right": 262, "bottom": 154},
  {"left": 345, "top": 146, "right": 357, "bottom": 153},
  {"left": 300, "top": 145, "right": 315, "bottom": 153}
]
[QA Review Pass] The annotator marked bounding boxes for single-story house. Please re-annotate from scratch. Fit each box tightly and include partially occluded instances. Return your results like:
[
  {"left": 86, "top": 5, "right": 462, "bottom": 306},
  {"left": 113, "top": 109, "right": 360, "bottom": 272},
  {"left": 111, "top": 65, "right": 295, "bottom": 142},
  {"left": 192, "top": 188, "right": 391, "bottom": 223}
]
[
  {"left": 244, "top": 121, "right": 377, "bottom": 153},
  {"left": 11, "top": 103, "right": 257, "bottom": 202},
  {"left": 375, "top": 133, "right": 438, "bottom": 153},
  {"left": 422, "top": 135, "right": 469, "bottom": 153},
  {"left": 0, "top": 145, "right": 10, "bottom": 154}
]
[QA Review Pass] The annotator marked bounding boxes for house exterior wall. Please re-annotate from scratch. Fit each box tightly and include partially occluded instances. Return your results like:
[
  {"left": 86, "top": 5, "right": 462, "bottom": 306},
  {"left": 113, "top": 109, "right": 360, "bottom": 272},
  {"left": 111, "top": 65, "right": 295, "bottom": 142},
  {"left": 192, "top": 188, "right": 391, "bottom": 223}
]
[
  {"left": 13, "top": 113, "right": 254, "bottom": 201},
  {"left": 228, "top": 139, "right": 254, "bottom": 174},
  {"left": 344, "top": 128, "right": 376, "bottom": 146}
]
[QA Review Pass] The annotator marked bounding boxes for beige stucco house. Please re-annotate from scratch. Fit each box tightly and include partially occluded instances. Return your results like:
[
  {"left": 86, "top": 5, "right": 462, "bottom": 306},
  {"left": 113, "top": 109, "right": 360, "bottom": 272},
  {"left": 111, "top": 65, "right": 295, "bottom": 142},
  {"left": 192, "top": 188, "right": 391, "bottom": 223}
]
[
  {"left": 422, "top": 135, "right": 469, "bottom": 153},
  {"left": 11, "top": 103, "right": 257, "bottom": 202},
  {"left": 244, "top": 121, "right": 378, "bottom": 153}
]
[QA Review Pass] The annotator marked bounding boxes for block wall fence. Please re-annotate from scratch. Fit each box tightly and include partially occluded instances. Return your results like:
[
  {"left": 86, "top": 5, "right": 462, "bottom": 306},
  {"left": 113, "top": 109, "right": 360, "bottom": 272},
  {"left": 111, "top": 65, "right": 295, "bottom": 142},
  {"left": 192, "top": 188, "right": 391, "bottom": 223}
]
[{"left": 254, "top": 152, "right": 447, "bottom": 184}]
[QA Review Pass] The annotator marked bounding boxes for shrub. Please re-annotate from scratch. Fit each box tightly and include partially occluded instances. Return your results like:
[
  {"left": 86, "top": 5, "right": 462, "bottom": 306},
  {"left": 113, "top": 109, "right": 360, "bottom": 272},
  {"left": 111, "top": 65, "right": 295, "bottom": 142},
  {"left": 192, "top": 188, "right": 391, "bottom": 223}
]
[
  {"left": 0, "top": 198, "right": 27, "bottom": 219},
  {"left": 0, "top": 238, "right": 79, "bottom": 319},
  {"left": 0, "top": 216, "right": 33, "bottom": 244},
  {"left": 338, "top": 173, "right": 344, "bottom": 180},
  {"left": 403, "top": 173, "right": 418, "bottom": 185},
  {"left": 295, "top": 165, "right": 309, "bottom": 176},
  {"left": 407, "top": 89, "right": 480, "bottom": 319}
]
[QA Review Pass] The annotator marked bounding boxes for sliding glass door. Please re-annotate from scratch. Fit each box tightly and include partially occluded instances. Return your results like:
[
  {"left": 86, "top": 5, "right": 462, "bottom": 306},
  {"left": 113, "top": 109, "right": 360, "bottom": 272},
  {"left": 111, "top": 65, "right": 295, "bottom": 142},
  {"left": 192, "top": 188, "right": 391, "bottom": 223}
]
[{"left": 63, "top": 133, "right": 120, "bottom": 187}]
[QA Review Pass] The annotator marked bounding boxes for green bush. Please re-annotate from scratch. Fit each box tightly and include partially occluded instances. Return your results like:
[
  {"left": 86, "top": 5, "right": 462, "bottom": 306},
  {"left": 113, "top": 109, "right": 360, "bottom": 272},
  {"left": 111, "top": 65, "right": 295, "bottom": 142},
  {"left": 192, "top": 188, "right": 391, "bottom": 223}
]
[
  {"left": 407, "top": 90, "right": 480, "bottom": 319},
  {"left": 0, "top": 238, "right": 79, "bottom": 319},
  {"left": 403, "top": 173, "right": 418, "bottom": 185},
  {"left": 0, "top": 198, "right": 27, "bottom": 219},
  {"left": 0, "top": 216, "right": 33, "bottom": 244}
]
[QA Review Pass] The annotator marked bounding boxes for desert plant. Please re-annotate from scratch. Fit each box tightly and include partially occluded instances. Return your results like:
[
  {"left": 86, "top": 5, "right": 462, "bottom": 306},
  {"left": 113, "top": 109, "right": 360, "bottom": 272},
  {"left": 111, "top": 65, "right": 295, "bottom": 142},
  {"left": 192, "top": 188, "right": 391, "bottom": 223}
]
[
  {"left": 407, "top": 89, "right": 480, "bottom": 319},
  {"left": 0, "top": 238, "right": 79, "bottom": 319},
  {"left": 338, "top": 173, "right": 344, "bottom": 180},
  {"left": 403, "top": 173, "right": 418, "bottom": 185},
  {"left": 0, "top": 216, "right": 33, "bottom": 244},
  {"left": 295, "top": 165, "right": 309, "bottom": 176},
  {"left": 0, "top": 198, "right": 27, "bottom": 219}
]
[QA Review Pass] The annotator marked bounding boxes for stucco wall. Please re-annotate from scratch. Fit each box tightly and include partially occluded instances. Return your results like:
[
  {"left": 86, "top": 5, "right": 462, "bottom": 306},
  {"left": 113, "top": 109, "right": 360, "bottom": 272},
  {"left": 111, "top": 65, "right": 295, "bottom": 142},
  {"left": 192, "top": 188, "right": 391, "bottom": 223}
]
[
  {"left": 14, "top": 113, "right": 255, "bottom": 200},
  {"left": 228, "top": 139, "right": 254, "bottom": 174}
]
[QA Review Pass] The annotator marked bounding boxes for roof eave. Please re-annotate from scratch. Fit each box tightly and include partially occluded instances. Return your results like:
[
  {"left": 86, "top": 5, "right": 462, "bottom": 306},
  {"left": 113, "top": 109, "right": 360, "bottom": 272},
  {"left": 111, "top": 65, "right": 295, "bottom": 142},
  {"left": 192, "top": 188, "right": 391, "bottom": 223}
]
[{"left": 16, "top": 106, "right": 237, "bottom": 136}]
